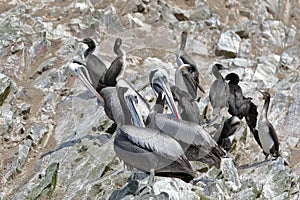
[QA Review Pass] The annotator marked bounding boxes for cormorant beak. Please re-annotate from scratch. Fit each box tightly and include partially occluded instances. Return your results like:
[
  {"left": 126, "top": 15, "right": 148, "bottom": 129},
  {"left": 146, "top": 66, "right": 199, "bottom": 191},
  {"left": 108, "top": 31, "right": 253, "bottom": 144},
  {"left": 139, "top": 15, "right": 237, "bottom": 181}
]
[
  {"left": 152, "top": 77, "right": 181, "bottom": 119},
  {"left": 125, "top": 95, "right": 145, "bottom": 127},
  {"left": 68, "top": 62, "right": 105, "bottom": 103},
  {"left": 257, "top": 89, "right": 264, "bottom": 96}
]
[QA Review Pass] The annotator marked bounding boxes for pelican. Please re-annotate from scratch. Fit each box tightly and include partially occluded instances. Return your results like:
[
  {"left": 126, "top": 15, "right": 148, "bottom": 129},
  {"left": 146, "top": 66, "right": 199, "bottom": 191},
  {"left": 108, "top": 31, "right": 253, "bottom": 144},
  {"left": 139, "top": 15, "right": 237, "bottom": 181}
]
[
  {"left": 257, "top": 90, "right": 280, "bottom": 159},
  {"left": 115, "top": 86, "right": 196, "bottom": 184},
  {"left": 146, "top": 112, "right": 226, "bottom": 168},
  {"left": 176, "top": 31, "right": 205, "bottom": 99},
  {"left": 67, "top": 62, "right": 149, "bottom": 127},
  {"left": 149, "top": 68, "right": 181, "bottom": 119},
  {"left": 209, "top": 63, "right": 230, "bottom": 115},
  {"left": 171, "top": 85, "right": 202, "bottom": 124}
]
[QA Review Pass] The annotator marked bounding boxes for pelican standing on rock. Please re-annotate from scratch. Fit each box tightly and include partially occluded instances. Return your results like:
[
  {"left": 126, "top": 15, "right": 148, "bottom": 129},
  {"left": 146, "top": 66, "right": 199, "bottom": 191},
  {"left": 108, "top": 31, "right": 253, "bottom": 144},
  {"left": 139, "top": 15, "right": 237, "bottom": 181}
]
[
  {"left": 67, "top": 62, "right": 149, "bottom": 127},
  {"left": 176, "top": 31, "right": 205, "bottom": 99},
  {"left": 115, "top": 86, "right": 196, "bottom": 184},
  {"left": 257, "top": 90, "right": 280, "bottom": 159}
]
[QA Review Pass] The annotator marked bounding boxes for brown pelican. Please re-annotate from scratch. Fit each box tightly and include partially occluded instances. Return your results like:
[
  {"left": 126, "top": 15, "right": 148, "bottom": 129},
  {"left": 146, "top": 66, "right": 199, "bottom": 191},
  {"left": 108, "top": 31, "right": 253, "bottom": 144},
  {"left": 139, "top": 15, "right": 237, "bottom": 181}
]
[
  {"left": 115, "top": 125, "right": 196, "bottom": 183},
  {"left": 149, "top": 68, "right": 180, "bottom": 119},
  {"left": 146, "top": 112, "right": 226, "bottom": 168},
  {"left": 209, "top": 63, "right": 230, "bottom": 115},
  {"left": 67, "top": 62, "right": 149, "bottom": 127},
  {"left": 170, "top": 85, "right": 202, "bottom": 124},
  {"left": 225, "top": 73, "right": 261, "bottom": 148},
  {"left": 148, "top": 71, "right": 226, "bottom": 167},
  {"left": 115, "top": 86, "right": 196, "bottom": 183},
  {"left": 217, "top": 116, "right": 241, "bottom": 151},
  {"left": 68, "top": 62, "right": 105, "bottom": 103},
  {"left": 257, "top": 90, "right": 280, "bottom": 159},
  {"left": 176, "top": 31, "right": 205, "bottom": 99}
]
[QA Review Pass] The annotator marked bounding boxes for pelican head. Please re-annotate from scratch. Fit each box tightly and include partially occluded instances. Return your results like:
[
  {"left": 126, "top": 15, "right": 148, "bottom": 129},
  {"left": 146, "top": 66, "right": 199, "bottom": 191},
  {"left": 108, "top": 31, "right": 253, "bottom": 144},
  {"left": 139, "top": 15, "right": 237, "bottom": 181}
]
[
  {"left": 149, "top": 68, "right": 180, "bottom": 119},
  {"left": 67, "top": 61, "right": 105, "bottom": 103}
]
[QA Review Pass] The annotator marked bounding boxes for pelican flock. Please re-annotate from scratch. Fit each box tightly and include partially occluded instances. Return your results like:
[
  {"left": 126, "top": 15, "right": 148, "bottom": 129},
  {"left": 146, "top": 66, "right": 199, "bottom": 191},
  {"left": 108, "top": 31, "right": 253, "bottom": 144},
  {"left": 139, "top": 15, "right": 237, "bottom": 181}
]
[{"left": 67, "top": 32, "right": 283, "bottom": 193}]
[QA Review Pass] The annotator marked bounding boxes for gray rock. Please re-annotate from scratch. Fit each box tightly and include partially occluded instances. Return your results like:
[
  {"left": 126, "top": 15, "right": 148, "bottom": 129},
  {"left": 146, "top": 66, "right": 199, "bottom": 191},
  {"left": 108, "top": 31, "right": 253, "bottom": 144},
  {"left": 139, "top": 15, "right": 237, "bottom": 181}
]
[
  {"left": 20, "top": 103, "right": 31, "bottom": 115},
  {"left": 27, "top": 123, "right": 48, "bottom": 146},
  {"left": 0, "top": 73, "right": 12, "bottom": 106},
  {"left": 216, "top": 30, "right": 241, "bottom": 58},
  {"left": 253, "top": 54, "right": 280, "bottom": 87},
  {"left": 1, "top": 139, "right": 32, "bottom": 185},
  {"left": 261, "top": 19, "right": 296, "bottom": 48},
  {"left": 221, "top": 158, "right": 241, "bottom": 192},
  {"left": 280, "top": 44, "right": 300, "bottom": 71},
  {"left": 26, "top": 162, "right": 59, "bottom": 199}
]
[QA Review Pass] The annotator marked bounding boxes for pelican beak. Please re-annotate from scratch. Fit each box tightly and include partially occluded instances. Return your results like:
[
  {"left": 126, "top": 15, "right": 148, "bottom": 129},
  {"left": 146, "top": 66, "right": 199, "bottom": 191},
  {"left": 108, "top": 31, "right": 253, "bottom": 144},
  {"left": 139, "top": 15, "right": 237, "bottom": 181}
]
[
  {"left": 68, "top": 62, "right": 105, "bottom": 103},
  {"left": 154, "top": 77, "right": 181, "bottom": 119},
  {"left": 126, "top": 95, "right": 145, "bottom": 127},
  {"left": 195, "top": 79, "right": 205, "bottom": 94},
  {"left": 181, "top": 64, "right": 205, "bottom": 94}
]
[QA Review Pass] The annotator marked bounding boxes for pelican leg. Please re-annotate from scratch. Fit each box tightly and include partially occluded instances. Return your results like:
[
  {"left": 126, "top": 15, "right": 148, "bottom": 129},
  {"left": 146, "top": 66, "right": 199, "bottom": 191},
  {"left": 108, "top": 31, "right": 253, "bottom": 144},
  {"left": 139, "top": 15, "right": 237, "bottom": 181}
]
[
  {"left": 264, "top": 152, "right": 269, "bottom": 160},
  {"left": 136, "top": 168, "right": 155, "bottom": 197}
]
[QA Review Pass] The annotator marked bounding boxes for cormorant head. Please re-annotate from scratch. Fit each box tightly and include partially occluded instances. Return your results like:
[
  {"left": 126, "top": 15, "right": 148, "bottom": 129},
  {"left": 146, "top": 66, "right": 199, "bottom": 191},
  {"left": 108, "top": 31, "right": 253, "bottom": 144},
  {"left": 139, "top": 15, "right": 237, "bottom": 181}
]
[
  {"left": 258, "top": 90, "right": 271, "bottom": 100},
  {"left": 225, "top": 73, "right": 240, "bottom": 85},
  {"left": 113, "top": 38, "right": 123, "bottom": 55},
  {"left": 81, "top": 38, "right": 96, "bottom": 48},
  {"left": 181, "top": 31, "right": 188, "bottom": 39},
  {"left": 215, "top": 63, "right": 226, "bottom": 70}
]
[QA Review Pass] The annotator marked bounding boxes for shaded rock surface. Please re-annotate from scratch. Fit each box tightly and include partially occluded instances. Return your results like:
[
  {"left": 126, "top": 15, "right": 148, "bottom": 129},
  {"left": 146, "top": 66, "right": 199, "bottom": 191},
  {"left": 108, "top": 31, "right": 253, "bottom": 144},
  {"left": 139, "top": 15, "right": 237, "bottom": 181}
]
[{"left": 0, "top": 0, "right": 300, "bottom": 199}]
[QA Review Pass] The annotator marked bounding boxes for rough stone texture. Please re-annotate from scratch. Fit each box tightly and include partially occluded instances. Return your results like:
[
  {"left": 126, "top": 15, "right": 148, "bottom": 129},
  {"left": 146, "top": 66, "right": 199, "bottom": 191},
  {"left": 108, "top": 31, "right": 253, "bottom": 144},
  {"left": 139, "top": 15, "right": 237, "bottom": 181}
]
[
  {"left": 0, "top": 0, "right": 300, "bottom": 199},
  {"left": 215, "top": 30, "right": 242, "bottom": 58}
]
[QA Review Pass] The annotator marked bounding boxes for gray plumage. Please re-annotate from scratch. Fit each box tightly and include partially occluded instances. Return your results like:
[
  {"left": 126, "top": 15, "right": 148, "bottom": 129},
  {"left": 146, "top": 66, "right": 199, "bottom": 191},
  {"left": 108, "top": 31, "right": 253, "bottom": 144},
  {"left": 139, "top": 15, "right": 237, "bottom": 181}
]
[
  {"left": 114, "top": 126, "right": 196, "bottom": 182},
  {"left": 209, "top": 63, "right": 230, "bottom": 114},
  {"left": 175, "top": 31, "right": 205, "bottom": 98},
  {"left": 147, "top": 112, "right": 226, "bottom": 168},
  {"left": 171, "top": 85, "right": 202, "bottom": 124},
  {"left": 149, "top": 68, "right": 180, "bottom": 119},
  {"left": 114, "top": 87, "right": 196, "bottom": 182},
  {"left": 81, "top": 38, "right": 107, "bottom": 89}
]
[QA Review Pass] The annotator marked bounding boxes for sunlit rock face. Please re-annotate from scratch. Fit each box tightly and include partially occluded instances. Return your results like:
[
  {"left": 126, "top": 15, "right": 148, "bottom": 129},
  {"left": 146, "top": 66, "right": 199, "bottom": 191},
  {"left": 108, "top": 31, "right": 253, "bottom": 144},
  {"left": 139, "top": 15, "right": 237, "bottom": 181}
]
[{"left": 0, "top": 0, "right": 300, "bottom": 199}]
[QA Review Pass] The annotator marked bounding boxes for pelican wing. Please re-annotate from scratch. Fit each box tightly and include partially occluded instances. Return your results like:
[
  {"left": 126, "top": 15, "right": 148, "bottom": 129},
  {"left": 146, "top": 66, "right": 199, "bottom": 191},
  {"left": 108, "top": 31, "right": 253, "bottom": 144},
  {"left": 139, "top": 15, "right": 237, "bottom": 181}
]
[
  {"left": 180, "top": 52, "right": 197, "bottom": 69},
  {"left": 86, "top": 54, "right": 107, "bottom": 87},
  {"left": 120, "top": 125, "right": 185, "bottom": 160},
  {"left": 153, "top": 113, "right": 216, "bottom": 148}
]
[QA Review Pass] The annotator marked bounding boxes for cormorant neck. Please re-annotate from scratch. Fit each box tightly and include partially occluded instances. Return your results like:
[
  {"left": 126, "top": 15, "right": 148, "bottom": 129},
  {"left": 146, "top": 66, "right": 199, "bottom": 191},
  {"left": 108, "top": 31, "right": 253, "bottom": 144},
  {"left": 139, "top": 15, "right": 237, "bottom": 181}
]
[
  {"left": 212, "top": 65, "right": 223, "bottom": 79},
  {"left": 180, "top": 34, "right": 187, "bottom": 51},
  {"left": 262, "top": 97, "right": 270, "bottom": 119},
  {"left": 114, "top": 39, "right": 123, "bottom": 56},
  {"left": 84, "top": 42, "right": 96, "bottom": 58}
]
